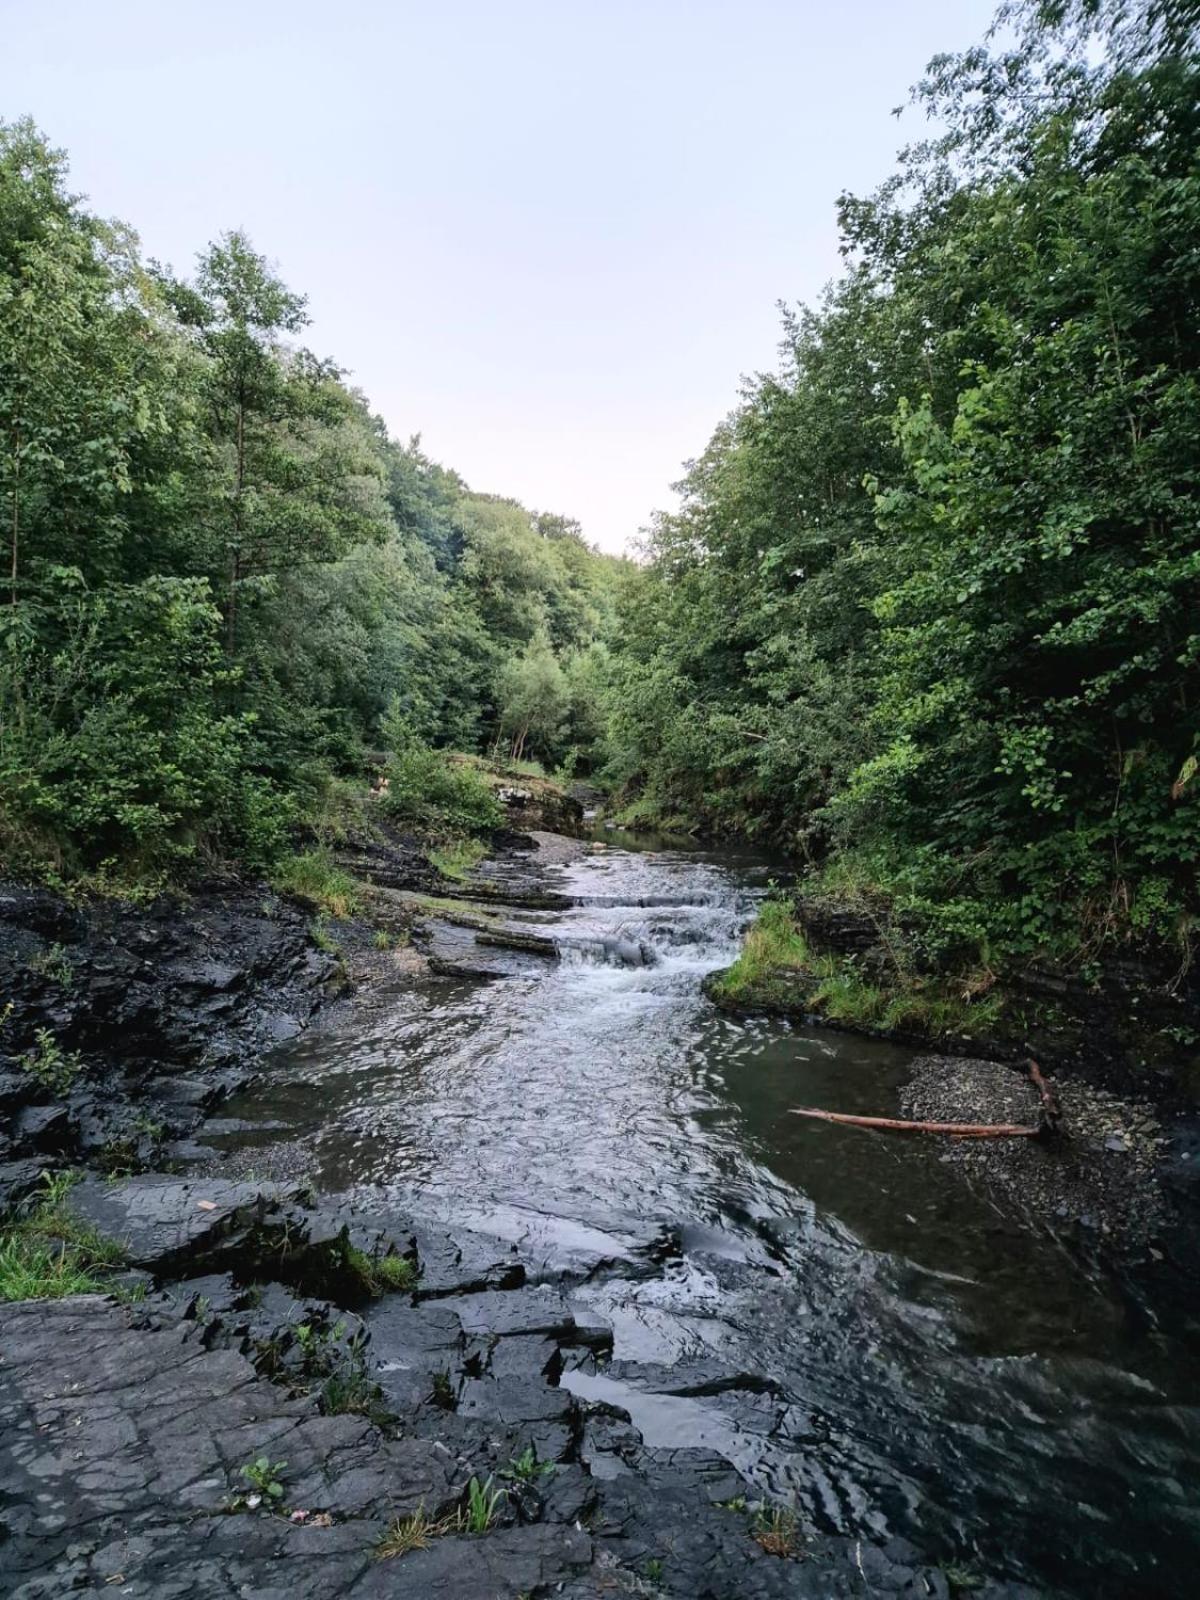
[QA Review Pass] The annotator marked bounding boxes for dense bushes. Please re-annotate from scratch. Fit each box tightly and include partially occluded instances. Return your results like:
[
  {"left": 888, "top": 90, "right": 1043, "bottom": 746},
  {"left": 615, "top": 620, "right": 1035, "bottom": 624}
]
[{"left": 606, "top": 0, "right": 1200, "bottom": 975}]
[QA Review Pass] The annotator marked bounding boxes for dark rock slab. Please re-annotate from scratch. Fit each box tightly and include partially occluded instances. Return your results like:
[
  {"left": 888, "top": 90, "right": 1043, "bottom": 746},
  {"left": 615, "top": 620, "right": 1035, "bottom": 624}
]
[
  {"left": 0, "top": 1297, "right": 458, "bottom": 1599},
  {"left": 67, "top": 1174, "right": 309, "bottom": 1272}
]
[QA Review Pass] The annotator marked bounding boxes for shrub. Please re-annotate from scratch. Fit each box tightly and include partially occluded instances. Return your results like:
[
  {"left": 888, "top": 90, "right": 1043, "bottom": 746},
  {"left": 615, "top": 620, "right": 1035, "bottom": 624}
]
[{"left": 380, "top": 731, "right": 502, "bottom": 837}]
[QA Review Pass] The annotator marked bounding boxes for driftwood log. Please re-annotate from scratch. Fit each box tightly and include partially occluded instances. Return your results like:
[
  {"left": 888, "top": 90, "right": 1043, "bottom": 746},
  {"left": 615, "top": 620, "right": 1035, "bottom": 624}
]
[{"left": 790, "top": 1058, "right": 1063, "bottom": 1141}]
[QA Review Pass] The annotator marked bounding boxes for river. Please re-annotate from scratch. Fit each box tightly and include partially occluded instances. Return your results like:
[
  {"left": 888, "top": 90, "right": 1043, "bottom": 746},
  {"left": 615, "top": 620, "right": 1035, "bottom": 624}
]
[{"left": 212, "top": 836, "right": 1200, "bottom": 1598}]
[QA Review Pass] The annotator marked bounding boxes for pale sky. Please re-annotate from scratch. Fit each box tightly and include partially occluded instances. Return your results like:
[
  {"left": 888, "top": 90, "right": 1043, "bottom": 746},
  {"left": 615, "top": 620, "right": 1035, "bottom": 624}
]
[{"left": 2, "top": 0, "right": 996, "bottom": 552}]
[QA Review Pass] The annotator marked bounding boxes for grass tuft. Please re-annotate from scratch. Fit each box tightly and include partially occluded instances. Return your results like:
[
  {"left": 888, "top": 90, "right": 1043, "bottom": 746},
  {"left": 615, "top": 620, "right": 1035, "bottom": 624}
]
[
  {"left": 429, "top": 836, "right": 487, "bottom": 883},
  {"left": 0, "top": 1171, "right": 126, "bottom": 1301},
  {"left": 272, "top": 848, "right": 360, "bottom": 919},
  {"left": 711, "top": 897, "right": 1003, "bottom": 1038}
]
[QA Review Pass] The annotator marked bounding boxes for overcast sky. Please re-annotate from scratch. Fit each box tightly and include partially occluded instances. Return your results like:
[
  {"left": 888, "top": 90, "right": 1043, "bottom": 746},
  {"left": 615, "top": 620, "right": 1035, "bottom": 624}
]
[{"left": 2, "top": 0, "right": 996, "bottom": 551}]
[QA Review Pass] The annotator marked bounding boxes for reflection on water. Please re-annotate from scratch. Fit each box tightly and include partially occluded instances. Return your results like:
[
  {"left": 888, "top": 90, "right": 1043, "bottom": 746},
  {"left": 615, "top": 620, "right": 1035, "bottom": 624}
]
[{"left": 215, "top": 842, "right": 1200, "bottom": 1598}]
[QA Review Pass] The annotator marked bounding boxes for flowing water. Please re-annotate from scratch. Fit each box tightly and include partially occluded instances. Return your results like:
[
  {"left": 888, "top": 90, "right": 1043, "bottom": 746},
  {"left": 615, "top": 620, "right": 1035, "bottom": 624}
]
[{"left": 215, "top": 838, "right": 1200, "bottom": 1598}]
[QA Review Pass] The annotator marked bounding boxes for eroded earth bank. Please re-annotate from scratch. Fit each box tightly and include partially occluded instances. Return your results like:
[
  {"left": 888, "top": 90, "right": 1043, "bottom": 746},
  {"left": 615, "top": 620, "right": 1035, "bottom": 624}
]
[{"left": 2, "top": 814, "right": 1199, "bottom": 1600}]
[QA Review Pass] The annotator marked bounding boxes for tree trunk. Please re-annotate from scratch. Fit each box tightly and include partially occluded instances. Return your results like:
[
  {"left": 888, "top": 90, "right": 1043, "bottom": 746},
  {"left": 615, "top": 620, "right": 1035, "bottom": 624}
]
[
  {"left": 9, "top": 424, "right": 20, "bottom": 606},
  {"left": 227, "top": 399, "right": 246, "bottom": 651}
]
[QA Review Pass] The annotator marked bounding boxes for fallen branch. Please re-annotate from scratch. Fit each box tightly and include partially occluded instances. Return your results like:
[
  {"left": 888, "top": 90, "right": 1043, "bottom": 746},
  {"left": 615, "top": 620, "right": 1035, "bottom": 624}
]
[
  {"left": 1026, "top": 1054, "right": 1062, "bottom": 1132},
  {"left": 788, "top": 1108, "right": 1040, "bottom": 1138}
]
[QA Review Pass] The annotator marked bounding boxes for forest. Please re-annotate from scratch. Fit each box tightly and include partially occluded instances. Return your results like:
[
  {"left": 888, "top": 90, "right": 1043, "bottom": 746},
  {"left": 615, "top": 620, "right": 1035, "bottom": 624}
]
[{"left": 2, "top": 0, "right": 1198, "bottom": 996}]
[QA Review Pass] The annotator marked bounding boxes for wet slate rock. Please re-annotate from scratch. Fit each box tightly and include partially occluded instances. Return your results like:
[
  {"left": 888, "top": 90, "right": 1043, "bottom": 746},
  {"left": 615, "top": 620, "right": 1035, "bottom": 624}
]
[
  {"left": 0, "top": 1297, "right": 459, "bottom": 1599},
  {"left": 367, "top": 1301, "right": 466, "bottom": 1412},
  {"left": 452, "top": 1284, "right": 612, "bottom": 1349},
  {"left": 67, "top": 1174, "right": 310, "bottom": 1272},
  {"left": 458, "top": 1374, "right": 579, "bottom": 1462}
]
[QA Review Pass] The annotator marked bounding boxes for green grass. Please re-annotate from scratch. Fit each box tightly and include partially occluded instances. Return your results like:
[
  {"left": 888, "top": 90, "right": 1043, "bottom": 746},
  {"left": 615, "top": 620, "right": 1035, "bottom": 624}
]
[
  {"left": 708, "top": 898, "right": 817, "bottom": 1005},
  {"left": 711, "top": 898, "right": 1003, "bottom": 1038},
  {"left": 272, "top": 848, "right": 361, "bottom": 919},
  {"left": 374, "top": 1477, "right": 504, "bottom": 1560},
  {"left": 429, "top": 836, "right": 487, "bottom": 883},
  {"left": 346, "top": 1246, "right": 419, "bottom": 1296},
  {"left": 0, "top": 1172, "right": 127, "bottom": 1301}
]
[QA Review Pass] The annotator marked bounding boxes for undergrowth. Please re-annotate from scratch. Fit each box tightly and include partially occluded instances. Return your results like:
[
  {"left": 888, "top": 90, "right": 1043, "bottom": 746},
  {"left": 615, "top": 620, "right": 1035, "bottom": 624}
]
[{"left": 710, "top": 897, "right": 1003, "bottom": 1039}]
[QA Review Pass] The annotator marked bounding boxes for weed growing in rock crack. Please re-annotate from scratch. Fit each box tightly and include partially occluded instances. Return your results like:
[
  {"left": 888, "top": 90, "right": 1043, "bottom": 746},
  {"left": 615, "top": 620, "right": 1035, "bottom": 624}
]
[
  {"left": 20, "top": 1029, "right": 83, "bottom": 1095},
  {"left": 461, "top": 1475, "right": 504, "bottom": 1534},
  {"left": 309, "top": 914, "right": 341, "bottom": 955},
  {"left": 501, "top": 1446, "right": 555, "bottom": 1484},
  {"left": 372, "top": 928, "right": 393, "bottom": 950},
  {"left": 644, "top": 1557, "right": 664, "bottom": 1585},
  {"left": 753, "top": 1505, "right": 801, "bottom": 1558},
  {"left": 27, "top": 941, "right": 74, "bottom": 986},
  {"left": 375, "top": 1504, "right": 452, "bottom": 1558},
  {"left": 718, "top": 1495, "right": 747, "bottom": 1512},
  {"left": 430, "top": 1369, "right": 456, "bottom": 1409},
  {"left": 110, "top": 1278, "right": 147, "bottom": 1305},
  {"left": 945, "top": 1564, "right": 986, "bottom": 1593},
  {"left": 237, "top": 1456, "right": 288, "bottom": 1508},
  {"left": 319, "top": 1355, "right": 384, "bottom": 1419},
  {"left": 346, "top": 1246, "right": 418, "bottom": 1296}
]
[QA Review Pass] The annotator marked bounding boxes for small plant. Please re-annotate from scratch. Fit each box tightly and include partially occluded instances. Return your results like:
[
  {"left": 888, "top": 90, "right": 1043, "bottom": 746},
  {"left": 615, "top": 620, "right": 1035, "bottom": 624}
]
[
  {"left": 644, "top": 1556, "right": 664, "bottom": 1584},
  {"left": 21, "top": 1028, "right": 82, "bottom": 1095},
  {"left": 309, "top": 915, "right": 341, "bottom": 954},
  {"left": 238, "top": 1455, "right": 287, "bottom": 1507},
  {"left": 945, "top": 1564, "right": 986, "bottom": 1593},
  {"left": 372, "top": 928, "right": 392, "bottom": 951},
  {"left": 429, "top": 836, "right": 487, "bottom": 883},
  {"left": 375, "top": 1503, "right": 450, "bottom": 1559},
  {"left": 718, "top": 1494, "right": 747, "bottom": 1512},
  {"left": 431, "top": 1369, "right": 456, "bottom": 1409},
  {"left": 460, "top": 1474, "right": 504, "bottom": 1535},
  {"left": 28, "top": 941, "right": 74, "bottom": 986},
  {"left": 753, "top": 1504, "right": 800, "bottom": 1558},
  {"left": 501, "top": 1445, "right": 555, "bottom": 1484},
  {"left": 347, "top": 1245, "right": 418, "bottom": 1296}
]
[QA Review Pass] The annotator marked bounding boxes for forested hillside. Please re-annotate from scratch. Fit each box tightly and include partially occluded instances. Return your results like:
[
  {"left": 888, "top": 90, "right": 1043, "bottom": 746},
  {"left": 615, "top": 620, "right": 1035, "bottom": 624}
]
[
  {"left": 606, "top": 0, "right": 1200, "bottom": 980},
  {"left": 0, "top": 121, "right": 623, "bottom": 884}
]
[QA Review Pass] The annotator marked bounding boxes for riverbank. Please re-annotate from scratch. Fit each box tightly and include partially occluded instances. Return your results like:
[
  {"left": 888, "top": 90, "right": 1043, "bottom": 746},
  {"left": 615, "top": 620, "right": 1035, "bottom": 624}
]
[{"left": 704, "top": 891, "right": 1200, "bottom": 1258}]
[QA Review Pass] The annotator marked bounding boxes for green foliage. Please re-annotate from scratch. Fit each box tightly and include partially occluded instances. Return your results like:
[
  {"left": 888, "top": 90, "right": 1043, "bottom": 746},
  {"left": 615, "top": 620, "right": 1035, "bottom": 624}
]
[
  {"left": 0, "top": 118, "right": 618, "bottom": 887},
  {"left": 0, "top": 1170, "right": 126, "bottom": 1301},
  {"left": 238, "top": 1455, "right": 287, "bottom": 1504},
  {"left": 501, "top": 1446, "right": 556, "bottom": 1484},
  {"left": 19, "top": 1028, "right": 82, "bottom": 1095},
  {"left": 346, "top": 1245, "right": 418, "bottom": 1296},
  {"left": 606, "top": 0, "right": 1200, "bottom": 978},
  {"left": 379, "top": 712, "right": 503, "bottom": 837},
  {"left": 27, "top": 941, "right": 73, "bottom": 986},
  {"left": 713, "top": 898, "right": 1004, "bottom": 1037},
  {"left": 461, "top": 1475, "right": 504, "bottom": 1534},
  {"left": 271, "top": 848, "right": 360, "bottom": 918},
  {"left": 428, "top": 837, "right": 486, "bottom": 882}
]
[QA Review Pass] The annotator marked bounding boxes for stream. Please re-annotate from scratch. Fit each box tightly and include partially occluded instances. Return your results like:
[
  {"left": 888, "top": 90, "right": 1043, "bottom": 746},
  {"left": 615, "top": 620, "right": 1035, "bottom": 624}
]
[{"left": 212, "top": 837, "right": 1200, "bottom": 1598}]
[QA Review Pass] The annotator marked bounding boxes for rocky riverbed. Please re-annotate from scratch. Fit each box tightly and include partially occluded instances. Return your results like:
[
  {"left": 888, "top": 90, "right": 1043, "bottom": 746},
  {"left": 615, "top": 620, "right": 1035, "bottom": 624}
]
[{"left": 3, "top": 818, "right": 1199, "bottom": 1598}]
